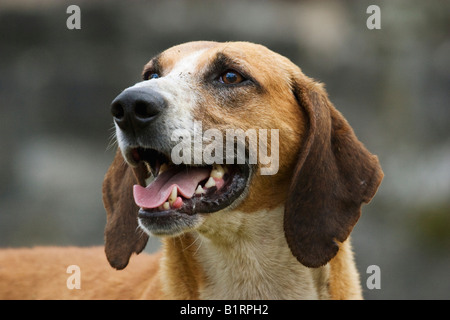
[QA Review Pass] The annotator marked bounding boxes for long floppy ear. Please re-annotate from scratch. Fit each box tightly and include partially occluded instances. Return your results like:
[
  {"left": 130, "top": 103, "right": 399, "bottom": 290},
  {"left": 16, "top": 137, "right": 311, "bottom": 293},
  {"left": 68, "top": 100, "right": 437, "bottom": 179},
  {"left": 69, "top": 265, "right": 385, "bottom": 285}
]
[
  {"left": 284, "top": 72, "right": 383, "bottom": 268},
  {"left": 102, "top": 149, "right": 148, "bottom": 270}
]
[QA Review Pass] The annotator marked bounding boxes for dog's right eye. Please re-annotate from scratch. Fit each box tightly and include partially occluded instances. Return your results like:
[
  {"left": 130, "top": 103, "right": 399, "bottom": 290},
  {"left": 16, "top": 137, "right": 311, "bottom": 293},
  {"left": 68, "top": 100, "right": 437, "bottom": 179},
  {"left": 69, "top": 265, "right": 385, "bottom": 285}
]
[{"left": 143, "top": 72, "right": 160, "bottom": 80}]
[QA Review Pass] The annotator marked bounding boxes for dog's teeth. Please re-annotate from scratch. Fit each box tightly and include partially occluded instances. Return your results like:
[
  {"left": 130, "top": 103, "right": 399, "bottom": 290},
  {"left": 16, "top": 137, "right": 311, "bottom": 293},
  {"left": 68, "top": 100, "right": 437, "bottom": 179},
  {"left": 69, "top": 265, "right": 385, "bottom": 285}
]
[
  {"left": 163, "top": 201, "right": 170, "bottom": 210},
  {"left": 195, "top": 185, "right": 205, "bottom": 195},
  {"left": 160, "top": 163, "right": 168, "bottom": 174},
  {"left": 168, "top": 186, "right": 177, "bottom": 206},
  {"left": 210, "top": 164, "right": 225, "bottom": 179},
  {"left": 144, "top": 162, "right": 152, "bottom": 174},
  {"left": 204, "top": 177, "right": 216, "bottom": 188},
  {"left": 145, "top": 175, "right": 155, "bottom": 187},
  {"left": 153, "top": 160, "right": 161, "bottom": 177}
]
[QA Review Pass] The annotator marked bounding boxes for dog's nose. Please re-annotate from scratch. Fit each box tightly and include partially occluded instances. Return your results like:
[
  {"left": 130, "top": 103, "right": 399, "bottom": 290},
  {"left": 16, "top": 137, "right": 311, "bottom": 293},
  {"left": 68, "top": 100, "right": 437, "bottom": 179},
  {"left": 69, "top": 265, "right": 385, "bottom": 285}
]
[{"left": 111, "top": 88, "right": 166, "bottom": 132}]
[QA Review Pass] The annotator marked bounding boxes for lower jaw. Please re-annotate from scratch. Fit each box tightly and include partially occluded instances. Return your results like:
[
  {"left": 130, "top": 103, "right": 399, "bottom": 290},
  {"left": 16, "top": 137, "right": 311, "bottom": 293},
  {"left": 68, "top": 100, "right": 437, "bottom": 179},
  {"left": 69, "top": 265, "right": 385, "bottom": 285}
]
[{"left": 138, "top": 209, "right": 205, "bottom": 237}]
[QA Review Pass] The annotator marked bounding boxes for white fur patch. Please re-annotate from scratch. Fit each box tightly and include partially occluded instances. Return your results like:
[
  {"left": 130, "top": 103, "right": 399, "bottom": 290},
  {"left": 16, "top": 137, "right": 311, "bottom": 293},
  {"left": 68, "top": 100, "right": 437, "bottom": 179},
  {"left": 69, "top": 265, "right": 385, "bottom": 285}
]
[{"left": 116, "top": 49, "right": 207, "bottom": 158}]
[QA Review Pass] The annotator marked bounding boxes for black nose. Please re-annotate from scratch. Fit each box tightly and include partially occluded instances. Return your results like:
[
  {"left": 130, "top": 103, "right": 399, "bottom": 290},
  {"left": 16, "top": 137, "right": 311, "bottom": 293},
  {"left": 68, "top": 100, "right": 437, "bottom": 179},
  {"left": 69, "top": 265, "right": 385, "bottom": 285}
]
[{"left": 111, "top": 88, "right": 166, "bottom": 133}]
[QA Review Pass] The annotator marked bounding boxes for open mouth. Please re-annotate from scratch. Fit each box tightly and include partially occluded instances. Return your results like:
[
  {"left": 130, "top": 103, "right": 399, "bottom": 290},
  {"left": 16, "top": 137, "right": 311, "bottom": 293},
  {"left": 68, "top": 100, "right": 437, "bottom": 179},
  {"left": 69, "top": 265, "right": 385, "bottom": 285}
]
[{"left": 131, "top": 148, "right": 251, "bottom": 223}]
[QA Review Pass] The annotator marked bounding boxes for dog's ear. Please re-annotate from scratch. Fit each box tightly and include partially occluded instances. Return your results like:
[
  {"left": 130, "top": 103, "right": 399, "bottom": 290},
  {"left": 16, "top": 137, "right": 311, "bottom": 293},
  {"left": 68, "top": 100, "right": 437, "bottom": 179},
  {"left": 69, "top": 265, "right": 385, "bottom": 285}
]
[
  {"left": 284, "top": 72, "right": 383, "bottom": 268},
  {"left": 102, "top": 149, "right": 148, "bottom": 270}
]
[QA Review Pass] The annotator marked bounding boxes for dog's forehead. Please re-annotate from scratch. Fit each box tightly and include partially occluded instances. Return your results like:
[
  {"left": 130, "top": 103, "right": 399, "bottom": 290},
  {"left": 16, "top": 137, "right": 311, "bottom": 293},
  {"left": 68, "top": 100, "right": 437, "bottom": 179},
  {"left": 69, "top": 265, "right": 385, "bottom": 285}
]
[
  {"left": 144, "top": 41, "right": 218, "bottom": 74},
  {"left": 162, "top": 41, "right": 219, "bottom": 64},
  {"left": 145, "top": 41, "right": 288, "bottom": 77}
]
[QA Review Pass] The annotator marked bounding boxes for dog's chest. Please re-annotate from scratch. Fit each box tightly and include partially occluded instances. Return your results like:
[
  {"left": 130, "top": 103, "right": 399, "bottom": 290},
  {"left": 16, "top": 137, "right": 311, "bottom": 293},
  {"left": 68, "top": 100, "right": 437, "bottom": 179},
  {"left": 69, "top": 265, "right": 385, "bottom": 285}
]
[{"left": 195, "top": 208, "right": 330, "bottom": 300}]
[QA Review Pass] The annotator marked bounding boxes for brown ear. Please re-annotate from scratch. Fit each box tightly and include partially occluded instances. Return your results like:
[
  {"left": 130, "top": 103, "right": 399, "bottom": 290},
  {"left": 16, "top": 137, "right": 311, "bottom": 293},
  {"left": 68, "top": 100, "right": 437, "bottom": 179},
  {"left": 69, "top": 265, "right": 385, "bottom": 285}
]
[
  {"left": 102, "top": 149, "right": 148, "bottom": 270},
  {"left": 284, "top": 74, "right": 383, "bottom": 268}
]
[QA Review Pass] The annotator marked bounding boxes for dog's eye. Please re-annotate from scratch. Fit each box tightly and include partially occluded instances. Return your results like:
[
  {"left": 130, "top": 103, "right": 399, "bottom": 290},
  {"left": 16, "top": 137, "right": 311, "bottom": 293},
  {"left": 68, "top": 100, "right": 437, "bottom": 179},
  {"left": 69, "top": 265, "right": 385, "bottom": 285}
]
[
  {"left": 144, "top": 72, "right": 160, "bottom": 80},
  {"left": 219, "top": 70, "right": 245, "bottom": 85}
]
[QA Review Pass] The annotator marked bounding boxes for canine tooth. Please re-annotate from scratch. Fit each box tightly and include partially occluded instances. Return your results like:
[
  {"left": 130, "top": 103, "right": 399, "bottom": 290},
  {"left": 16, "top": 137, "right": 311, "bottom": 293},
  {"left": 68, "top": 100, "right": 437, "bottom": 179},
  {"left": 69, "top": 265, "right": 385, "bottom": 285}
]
[
  {"left": 153, "top": 160, "right": 161, "bottom": 177},
  {"left": 195, "top": 185, "right": 205, "bottom": 194},
  {"left": 163, "top": 202, "right": 170, "bottom": 210},
  {"left": 168, "top": 186, "right": 177, "bottom": 205},
  {"left": 144, "top": 162, "right": 152, "bottom": 174},
  {"left": 160, "top": 163, "right": 168, "bottom": 174},
  {"left": 211, "top": 164, "right": 224, "bottom": 179},
  {"left": 145, "top": 175, "right": 155, "bottom": 187},
  {"left": 204, "top": 177, "right": 216, "bottom": 188}
]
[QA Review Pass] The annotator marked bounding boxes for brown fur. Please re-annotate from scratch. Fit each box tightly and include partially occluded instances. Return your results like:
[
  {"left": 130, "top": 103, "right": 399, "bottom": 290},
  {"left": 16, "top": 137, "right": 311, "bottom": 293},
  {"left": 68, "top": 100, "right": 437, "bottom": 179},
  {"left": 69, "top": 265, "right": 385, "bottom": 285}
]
[{"left": 0, "top": 41, "right": 383, "bottom": 300}]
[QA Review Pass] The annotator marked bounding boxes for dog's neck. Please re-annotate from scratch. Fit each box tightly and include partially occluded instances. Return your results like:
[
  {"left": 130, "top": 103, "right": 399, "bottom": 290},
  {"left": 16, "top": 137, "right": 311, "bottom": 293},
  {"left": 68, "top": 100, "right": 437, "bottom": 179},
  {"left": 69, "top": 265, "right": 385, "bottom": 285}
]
[{"left": 159, "top": 206, "right": 331, "bottom": 300}]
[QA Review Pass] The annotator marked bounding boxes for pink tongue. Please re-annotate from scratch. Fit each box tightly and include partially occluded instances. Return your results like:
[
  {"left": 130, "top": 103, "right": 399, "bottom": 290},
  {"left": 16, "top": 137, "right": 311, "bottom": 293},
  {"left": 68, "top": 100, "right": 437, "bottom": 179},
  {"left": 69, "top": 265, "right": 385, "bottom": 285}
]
[{"left": 133, "top": 167, "right": 210, "bottom": 209}]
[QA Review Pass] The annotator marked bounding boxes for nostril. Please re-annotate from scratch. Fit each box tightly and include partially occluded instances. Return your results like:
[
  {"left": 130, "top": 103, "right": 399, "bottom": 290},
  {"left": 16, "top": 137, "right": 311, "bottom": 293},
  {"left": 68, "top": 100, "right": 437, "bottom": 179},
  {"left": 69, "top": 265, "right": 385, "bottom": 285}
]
[
  {"left": 111, "top": 102, "right": 125, "bottom": 119},
  {"left": 134, "top": 100, "right": 157, "bottom": 119},
  {"left": 111, "top": 88, "right": 165, "bottom": 132}
]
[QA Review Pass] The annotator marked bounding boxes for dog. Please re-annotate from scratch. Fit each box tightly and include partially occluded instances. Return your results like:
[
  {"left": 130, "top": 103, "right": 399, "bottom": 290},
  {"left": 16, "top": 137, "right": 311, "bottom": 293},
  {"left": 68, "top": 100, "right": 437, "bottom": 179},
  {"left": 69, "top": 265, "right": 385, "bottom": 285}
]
[{"left": 0, "top": 41, "right": 383, "bottom": 300}]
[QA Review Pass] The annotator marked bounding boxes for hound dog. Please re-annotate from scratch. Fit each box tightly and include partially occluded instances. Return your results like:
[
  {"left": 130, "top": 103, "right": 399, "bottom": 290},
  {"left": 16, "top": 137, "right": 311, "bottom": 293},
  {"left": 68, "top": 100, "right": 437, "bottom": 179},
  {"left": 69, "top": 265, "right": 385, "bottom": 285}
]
[{"left": 0, "top": 41, "right": 383, "bottom": 300}]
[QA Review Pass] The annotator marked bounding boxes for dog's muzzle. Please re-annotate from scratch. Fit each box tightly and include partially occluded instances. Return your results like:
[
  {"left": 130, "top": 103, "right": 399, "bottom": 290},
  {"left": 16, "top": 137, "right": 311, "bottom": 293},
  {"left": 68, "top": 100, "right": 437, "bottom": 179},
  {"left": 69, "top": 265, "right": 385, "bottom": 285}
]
[{"left": 109, "top": 86, "right": 252, "bottom": 236}]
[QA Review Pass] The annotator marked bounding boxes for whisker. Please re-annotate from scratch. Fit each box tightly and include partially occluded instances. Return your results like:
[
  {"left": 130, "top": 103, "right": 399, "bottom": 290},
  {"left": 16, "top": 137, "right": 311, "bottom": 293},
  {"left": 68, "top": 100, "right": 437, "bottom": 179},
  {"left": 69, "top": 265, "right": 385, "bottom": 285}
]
[
  {"left": 183, "top": 234, "right": 201, "bottom": 252},
  {"left": 192, "top": 236, "right": 203, "bottom": 257},
  {"left": 135, "top": 225, "right": 148, "bottom": 239},
  {"left": 106, "top": 125, "right": 118, "bottom": 151}
]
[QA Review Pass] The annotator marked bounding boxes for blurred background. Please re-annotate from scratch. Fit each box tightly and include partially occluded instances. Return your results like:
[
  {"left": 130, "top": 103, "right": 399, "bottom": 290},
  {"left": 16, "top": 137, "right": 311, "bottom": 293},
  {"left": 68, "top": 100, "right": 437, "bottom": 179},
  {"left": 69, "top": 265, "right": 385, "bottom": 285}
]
[{"left": 0, "top": 0, "right": 449, "bottom": 299}]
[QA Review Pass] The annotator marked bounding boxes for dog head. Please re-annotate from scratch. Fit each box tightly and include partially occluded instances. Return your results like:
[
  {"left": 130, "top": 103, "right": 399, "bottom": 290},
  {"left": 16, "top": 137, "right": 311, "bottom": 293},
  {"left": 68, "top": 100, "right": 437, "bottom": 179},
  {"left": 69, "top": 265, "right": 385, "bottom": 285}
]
[{"left": 102, "top": 41, "right": 383, "bottom": 269}]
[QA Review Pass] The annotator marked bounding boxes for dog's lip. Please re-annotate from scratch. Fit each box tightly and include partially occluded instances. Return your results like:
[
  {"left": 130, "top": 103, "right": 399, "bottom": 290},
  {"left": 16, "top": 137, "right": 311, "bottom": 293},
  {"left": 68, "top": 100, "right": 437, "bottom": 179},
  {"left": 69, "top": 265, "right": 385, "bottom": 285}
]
[
  {"left": 138, "top": 208, "right": 191, "bottom": 220},
  {"left": 137, "top": 208, "right": 202, "bottom": 237}
]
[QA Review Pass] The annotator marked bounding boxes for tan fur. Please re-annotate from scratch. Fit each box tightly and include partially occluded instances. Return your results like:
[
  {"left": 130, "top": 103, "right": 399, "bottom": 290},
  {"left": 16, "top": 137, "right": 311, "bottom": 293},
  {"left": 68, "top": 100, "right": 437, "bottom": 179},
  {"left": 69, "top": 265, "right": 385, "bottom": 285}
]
[
  {"left": 329, "top": 240, "right": 363, "bottom": 300},
  {"left": 159, "top": 234, "right": 205, "bottom": 300},
  {"left": 0, "top": 247, "right": 162, "bottom": 299},
  {"left": 195, "top": 206, "right": 331, "bottom": 299},
  {"left": 0, "top": 41, "right": 382, "bottom": 300}
]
